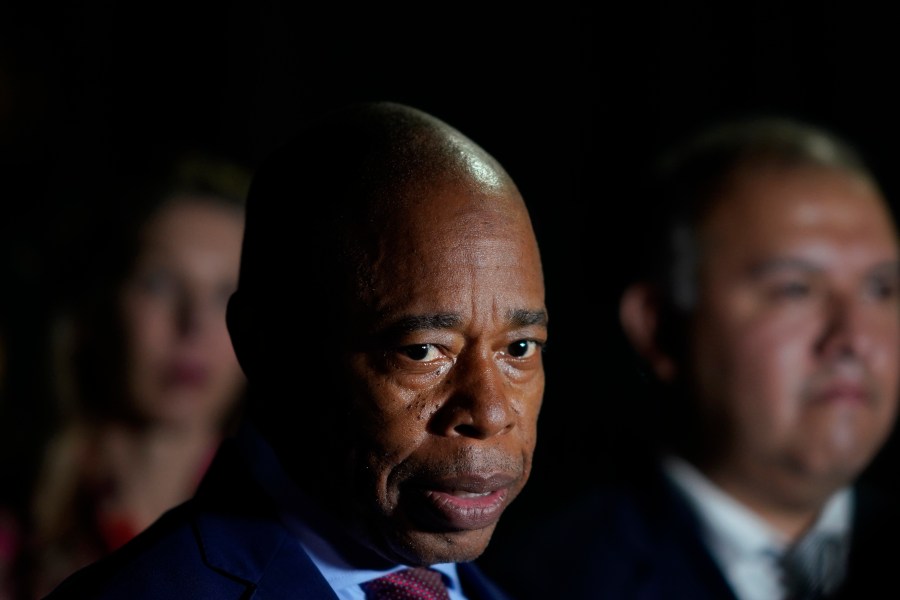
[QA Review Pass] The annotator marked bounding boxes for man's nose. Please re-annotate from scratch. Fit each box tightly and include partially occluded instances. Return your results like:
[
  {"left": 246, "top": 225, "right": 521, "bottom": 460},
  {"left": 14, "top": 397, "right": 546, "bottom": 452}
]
[
  {"left": 432, "top": 351, "right": 516, "bottom": 440},
  {"left": 815, "top": 291, "right": 873, "bottom": 360}
]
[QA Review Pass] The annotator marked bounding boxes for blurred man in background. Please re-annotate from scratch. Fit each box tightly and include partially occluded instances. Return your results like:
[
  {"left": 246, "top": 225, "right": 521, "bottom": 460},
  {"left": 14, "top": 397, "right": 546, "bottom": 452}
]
[{"left": 490, "top": 116, "right": 900, "bottom": 600}]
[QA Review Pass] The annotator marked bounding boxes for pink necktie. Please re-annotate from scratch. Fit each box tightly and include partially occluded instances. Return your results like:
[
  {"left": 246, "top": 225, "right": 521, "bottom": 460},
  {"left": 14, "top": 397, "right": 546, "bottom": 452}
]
[{"left": 360, "top": 567, "right": 451, "bottom": 600}]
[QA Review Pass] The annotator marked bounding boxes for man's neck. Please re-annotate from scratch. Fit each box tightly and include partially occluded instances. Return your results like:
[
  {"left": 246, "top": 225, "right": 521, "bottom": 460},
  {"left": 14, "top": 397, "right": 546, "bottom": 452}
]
[{"left": 666, "top": 454, "right": 852, "bottom": 543}]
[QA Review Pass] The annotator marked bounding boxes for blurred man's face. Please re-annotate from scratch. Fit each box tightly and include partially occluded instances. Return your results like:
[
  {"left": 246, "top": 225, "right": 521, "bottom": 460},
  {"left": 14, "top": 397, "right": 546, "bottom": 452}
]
[
  {"left": 335, "top": 179, "right": 547, "bottom": 566},
  {"left": 689, "top": 164, "right": 900, "bottom": 507}
]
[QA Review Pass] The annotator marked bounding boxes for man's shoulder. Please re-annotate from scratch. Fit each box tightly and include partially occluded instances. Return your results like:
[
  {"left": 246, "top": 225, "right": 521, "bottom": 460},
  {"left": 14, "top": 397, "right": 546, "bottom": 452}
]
[
  {"left": 42, "top": 437, "right": 334, "bottom": 600},
  {"left": 835, "top": 481, "right": 900, "bottom": 598},
  {"left": 43, "top": 495, "right": 338, "bottom": 600},
  {"left": 482, "top": 466, "right": 734, "bottom": 600},
  {"left": 509, "top": 463, "right": 699, "bottom": 547},
  {"left": 42, "top": 501, "right": 244, "bottom": 599}
]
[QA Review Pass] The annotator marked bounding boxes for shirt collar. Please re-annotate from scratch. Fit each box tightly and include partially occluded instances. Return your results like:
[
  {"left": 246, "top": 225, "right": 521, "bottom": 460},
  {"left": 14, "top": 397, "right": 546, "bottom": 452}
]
[{"left": 663, "top": 455, "right": 854, "bottom": 557}]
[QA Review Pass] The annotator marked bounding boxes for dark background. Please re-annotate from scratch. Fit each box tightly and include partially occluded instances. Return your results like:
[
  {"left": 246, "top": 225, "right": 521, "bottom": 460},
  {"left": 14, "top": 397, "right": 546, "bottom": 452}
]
[{"left": 2, "top": 0, "right": 899, "bottom": 555}]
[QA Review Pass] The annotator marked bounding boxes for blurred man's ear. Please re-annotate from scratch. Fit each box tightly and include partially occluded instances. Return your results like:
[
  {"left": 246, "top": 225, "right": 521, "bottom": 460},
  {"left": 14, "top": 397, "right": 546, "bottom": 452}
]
[
  {"left": 226, "top": 291, "right": 255, "bottom": 381},
  {"left": 619, "top": 283, "right": 677, "bottom": 383}
]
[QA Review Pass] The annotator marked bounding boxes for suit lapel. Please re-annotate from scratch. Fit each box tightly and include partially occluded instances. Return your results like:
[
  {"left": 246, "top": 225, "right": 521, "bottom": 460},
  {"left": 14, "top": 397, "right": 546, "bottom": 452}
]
[
  {"left": 194, "top": 508, "right": 338, "bottom": 599},
  {"left": 190, "top": 436, "right": 340, "bottom": 599},
  {"left": 626, "top": 466, "right": 739, "bottom": 599}
]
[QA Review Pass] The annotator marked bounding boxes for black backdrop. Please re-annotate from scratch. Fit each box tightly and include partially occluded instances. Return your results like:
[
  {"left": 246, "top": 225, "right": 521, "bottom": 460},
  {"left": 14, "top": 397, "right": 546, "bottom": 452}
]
[{"left": 2, "top": 0, "right": 899, "bottom": 549}]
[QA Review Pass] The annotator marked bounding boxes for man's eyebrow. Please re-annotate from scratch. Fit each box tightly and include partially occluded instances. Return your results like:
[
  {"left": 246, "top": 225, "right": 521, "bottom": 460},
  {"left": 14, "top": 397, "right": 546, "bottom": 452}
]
[
  {"left": 510, "top": 309, "right": 548, "bottom": 328},
  {"left": 748, "top": 258, "right": 822, "bottom": 277},
  {"left": 376, "top": 309, "right": 546, "bottom": 338},
  {"left": 868, "top": 260, "right": 900, "bottom": 276},
  {"left": 749, "top": 258, "right": 900, "bottom": 277},
  {"left": 385, "top": 313, "right": 463, "bottom": 336}
]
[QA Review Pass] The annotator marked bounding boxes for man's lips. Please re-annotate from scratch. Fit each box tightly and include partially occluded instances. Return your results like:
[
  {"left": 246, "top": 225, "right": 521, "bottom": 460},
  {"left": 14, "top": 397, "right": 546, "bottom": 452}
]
[
  {"left": 810, "top": 379, "right": 871, "bottom": 406},
  {"left": 404, "top": 473, "right": 518, "bottom": 531}
]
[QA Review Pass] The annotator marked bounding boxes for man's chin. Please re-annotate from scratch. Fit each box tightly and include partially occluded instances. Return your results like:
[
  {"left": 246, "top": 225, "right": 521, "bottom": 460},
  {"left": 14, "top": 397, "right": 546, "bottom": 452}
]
[{"left": 382, "top": 525, "right": 497, "bottom": 566}]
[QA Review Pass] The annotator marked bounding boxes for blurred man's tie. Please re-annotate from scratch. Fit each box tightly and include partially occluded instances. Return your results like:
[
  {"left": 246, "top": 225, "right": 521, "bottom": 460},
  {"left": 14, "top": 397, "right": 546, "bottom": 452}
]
[
  {"left": 780, "top": 532, "right": 847, "bottom": 599},
  {"left": 361, "top": 567, "right": 451, "bottom": 600}
]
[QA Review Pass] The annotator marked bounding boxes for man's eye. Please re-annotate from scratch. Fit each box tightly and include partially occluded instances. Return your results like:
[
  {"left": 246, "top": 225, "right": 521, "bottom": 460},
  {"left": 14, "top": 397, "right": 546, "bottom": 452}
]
[
  {"left": 508, "top": 340, "right": 541, "bottom": 359},
  {"left": 866, "top": 276, "right": 899, "bottom": 301},
  {"left": 400, "top": 344, "right": 442, "bottom": 361}
]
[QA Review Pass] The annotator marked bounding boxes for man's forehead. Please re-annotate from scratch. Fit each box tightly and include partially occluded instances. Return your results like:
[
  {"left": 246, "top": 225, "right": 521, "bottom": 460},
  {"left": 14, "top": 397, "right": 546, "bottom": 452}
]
[
  {"left": 357, "top": 187, "right": 534, "bottom": 268},
  {"left": 747, "top": 257, "right": 900, "bottom": 277},
  {"left": 704, "top": 166, "right": 894, "bottom": 235}
]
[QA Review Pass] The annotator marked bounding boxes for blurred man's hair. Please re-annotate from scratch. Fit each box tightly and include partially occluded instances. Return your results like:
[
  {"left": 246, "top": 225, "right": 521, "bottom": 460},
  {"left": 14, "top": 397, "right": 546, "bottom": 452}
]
[{"left": 636, "top": 116, "right": 877, "bottom": 311}]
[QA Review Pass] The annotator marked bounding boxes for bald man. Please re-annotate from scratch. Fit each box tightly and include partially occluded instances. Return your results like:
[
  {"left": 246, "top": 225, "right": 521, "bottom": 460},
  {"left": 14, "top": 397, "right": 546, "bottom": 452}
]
[{"left": 44, "top": 102, "right": 548, "bottom": 600}]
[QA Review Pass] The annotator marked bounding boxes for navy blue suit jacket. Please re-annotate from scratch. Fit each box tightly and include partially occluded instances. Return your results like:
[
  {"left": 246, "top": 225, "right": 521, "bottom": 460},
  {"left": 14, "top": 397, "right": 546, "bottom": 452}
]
[
  {"left": 43, "top": 436, "right": 513, "bottom": 600},
  {"left": 485, "top": 460, "right": 900, "bottom": 600}
]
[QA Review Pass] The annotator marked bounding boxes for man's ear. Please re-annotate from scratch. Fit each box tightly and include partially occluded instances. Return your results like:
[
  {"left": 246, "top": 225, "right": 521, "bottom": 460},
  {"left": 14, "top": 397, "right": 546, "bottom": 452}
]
[
  {"left": 226, "top": 290, "right": 255, "bottom": 381},
  {"left": 619, "top": 283, "right": 677, "bottom": 382}
]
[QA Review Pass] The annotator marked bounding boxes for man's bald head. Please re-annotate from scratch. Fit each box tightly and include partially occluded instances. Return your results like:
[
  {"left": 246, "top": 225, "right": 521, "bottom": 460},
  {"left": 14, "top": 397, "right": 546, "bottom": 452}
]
[
  {"left": 231, "top": 101, "right": 523, "bottom": 320},
  {"left": 225, "top": 100, "right": 536, "bottom": 422},
  {"left": 224, "top": 101, "right": 547, "bottom": 566}
]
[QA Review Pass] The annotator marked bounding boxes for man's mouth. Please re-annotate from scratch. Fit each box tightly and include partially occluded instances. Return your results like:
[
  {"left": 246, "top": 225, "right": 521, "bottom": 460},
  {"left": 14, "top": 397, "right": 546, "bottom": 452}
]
[
  {"left": 404, "top": 473, "right": 517, "bottom": 531},
  {"left": 807, "top": 362, "right": 875, "bottom": 407},
  {"left": 811, "top": 376, "right": 873, "bottom": 406},
  {"left": 814, "top": 382, "right": 869, "bottom": 406}
]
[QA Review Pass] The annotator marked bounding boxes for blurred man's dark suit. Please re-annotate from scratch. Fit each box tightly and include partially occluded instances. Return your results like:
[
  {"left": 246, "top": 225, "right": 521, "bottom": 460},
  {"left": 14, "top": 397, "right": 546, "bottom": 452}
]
[{"left": 487, "top": 458, "right": 898, "bottom": 600}]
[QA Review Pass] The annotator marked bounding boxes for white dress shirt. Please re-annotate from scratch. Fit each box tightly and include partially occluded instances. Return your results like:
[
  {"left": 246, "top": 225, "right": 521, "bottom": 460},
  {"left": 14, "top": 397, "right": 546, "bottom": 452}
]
[{"left": 662, "top": 455, "right": 853, "bottom": 600}]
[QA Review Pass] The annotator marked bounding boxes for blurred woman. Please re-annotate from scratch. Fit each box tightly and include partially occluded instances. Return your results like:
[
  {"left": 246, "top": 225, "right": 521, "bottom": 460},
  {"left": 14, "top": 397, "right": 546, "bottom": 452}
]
[{"left": 20, "top": 150, "right": 250, "bottom": 597}]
